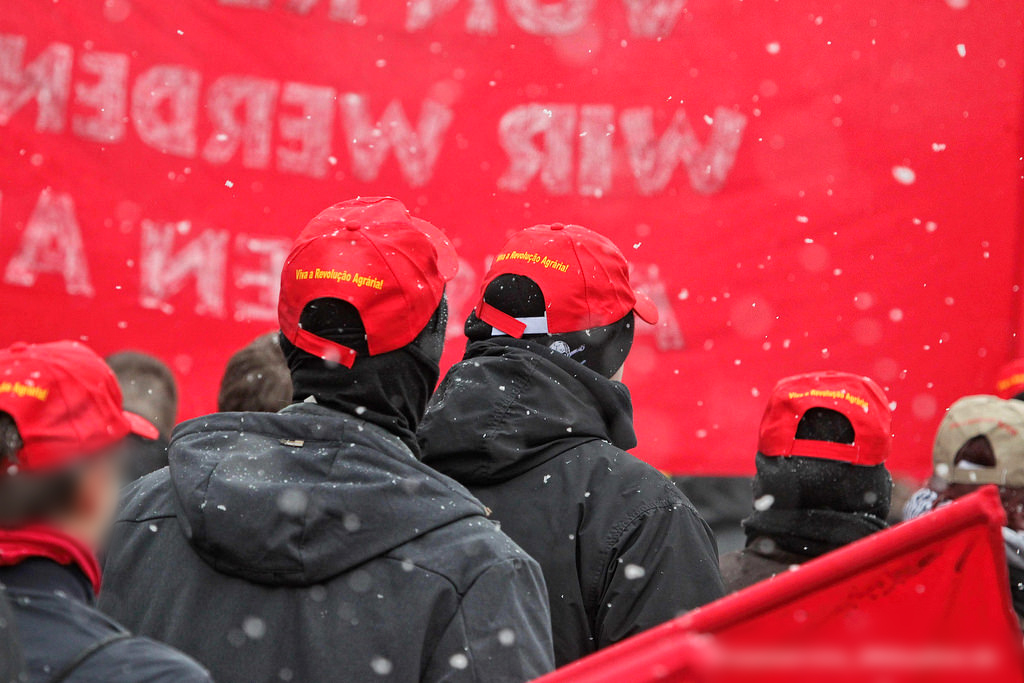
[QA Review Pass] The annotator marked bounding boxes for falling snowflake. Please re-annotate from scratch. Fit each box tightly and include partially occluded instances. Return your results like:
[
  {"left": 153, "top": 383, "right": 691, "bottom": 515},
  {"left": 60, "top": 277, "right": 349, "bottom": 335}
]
[
  {"left": 891, "top": 166, "right": 916, "bottom": 185},
  {"left": 624, "top": 564, "right": 646, "bottom": 580}
]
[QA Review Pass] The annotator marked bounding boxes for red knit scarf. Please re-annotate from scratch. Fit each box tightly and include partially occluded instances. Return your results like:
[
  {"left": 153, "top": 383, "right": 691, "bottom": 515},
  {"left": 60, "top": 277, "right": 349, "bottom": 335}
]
[{"left": 0, "top": 525, "right": 101, "bottom": 594}]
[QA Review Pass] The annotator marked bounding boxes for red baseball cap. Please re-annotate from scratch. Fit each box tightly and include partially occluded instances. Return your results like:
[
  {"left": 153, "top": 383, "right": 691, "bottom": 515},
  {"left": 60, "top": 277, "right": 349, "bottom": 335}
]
[
  {"left": 996, "top": 358, "right": 1024, "bottom": 399},
  {"left": 0, "top": 341, "right": 159, "bottom": 475},
  {"left": 278, "top": 197, "right": 458, "bottom": 367},
  {"left": 474, "top": 223, "right": 658, "bottom": 337},
  {"left": 758, "top": 371, "right": 892, "bottom": 466}
]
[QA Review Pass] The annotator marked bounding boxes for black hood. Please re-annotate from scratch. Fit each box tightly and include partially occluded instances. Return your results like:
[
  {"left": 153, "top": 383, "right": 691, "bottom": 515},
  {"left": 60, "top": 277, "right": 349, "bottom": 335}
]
[
  {"left": 419, "top": 338, "right": 637, "bottom": 485},
  {"left": 167, "top": 402, "right": 486, "bottom": 586}
]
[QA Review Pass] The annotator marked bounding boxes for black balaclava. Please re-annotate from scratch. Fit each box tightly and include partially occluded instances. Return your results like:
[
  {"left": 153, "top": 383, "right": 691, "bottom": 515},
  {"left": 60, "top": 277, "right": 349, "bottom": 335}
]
[
  {"left": 464, "top": 274, "right": 634, "bottom": 379},
  {"left": 743, "top": 408, "right": 893, "bottom": 558},
  {"left": 280, "top": 296, "right": 447, "bottom": 457}
]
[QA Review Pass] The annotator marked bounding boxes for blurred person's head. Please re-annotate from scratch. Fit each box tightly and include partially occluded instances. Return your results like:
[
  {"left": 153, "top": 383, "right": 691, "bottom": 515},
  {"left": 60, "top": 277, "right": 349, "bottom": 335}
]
[
  {"left": 0, "top": 342, "right": 159, "bottom": 583},
  {"left": 995, "top": 359, "right": 1024, "bottom": 402},
  {"left": 745, "top": 372, "right": 894, "bottom": 555},
  {"left": 464, "top": 223, "right": 658, "bottom": 380},
  {"left": 218, "top": 333, "right": 292, "bottom": 413},
  {"left": 106, "top": 351, "right": 178, "bottom": 439},
  {"left": 276, "top": 197, "right": 457, "bottom": 453},
  {"left": 932, "top": 395, "right": 1024, "bottom": 530}
]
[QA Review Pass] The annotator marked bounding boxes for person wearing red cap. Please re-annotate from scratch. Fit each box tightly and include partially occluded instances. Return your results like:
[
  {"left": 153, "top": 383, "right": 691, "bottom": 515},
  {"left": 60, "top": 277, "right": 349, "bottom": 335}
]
[
  {"left": 99, "top": 198, "right": 554, "bottom": 683},
  {"left": 719, "top": 371, "right": 894, "bottom": 592},
  {"left": 996, "top": 358, "right": 1024, "bottom": 401},
  {"left": 419, "top": 223, "right": 725, "bottom": 667},
  {"left": 0, "top": 341, "right": 211, "bottom": 683}
]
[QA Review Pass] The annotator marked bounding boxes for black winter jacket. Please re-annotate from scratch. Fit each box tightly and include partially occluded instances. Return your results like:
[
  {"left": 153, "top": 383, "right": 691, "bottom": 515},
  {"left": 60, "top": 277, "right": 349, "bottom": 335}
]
[
  {"left": 419, "top": 340, "right": 725, "bottom": 667},
  {"left": 1, "top": 559, "right": 210, "bottom": 683},
  {"left": 0, "top": 588, "right": 23, "bottom": 683},
  {"left": 100, "top": 403, "right": 554, "bottom": 683}
]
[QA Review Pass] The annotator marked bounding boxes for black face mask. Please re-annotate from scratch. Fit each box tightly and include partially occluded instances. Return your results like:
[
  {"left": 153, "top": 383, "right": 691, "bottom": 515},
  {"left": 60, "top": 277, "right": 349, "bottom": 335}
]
[
  {"left": 742, "top": 453, "right": 893, "bottom": 556},
  {"left": 280, "top": 297, "right": 448, "bottom": 457}
]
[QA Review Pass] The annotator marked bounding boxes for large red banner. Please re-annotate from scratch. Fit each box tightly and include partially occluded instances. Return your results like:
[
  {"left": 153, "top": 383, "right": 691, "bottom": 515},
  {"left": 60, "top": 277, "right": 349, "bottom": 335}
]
[
  {"left": 1, "top": 1, "right": 1022, "bottom": 476},
  {"left": 536, "top": 487, "right": 1024, "bottom": 682}
]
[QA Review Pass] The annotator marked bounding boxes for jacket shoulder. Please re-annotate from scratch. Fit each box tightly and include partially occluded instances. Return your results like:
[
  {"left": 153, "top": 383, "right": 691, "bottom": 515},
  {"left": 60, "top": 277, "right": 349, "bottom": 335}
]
[
  {"left": 116, "top": 467, "right": 177, "bottom": 523},
  {"left": 83, "top": 635, "right": 212, "bottom": 682},
  {"left": 561, "top": 438, "right": 698, "bottom": 515},
  {"left": 389, "top": 514, "right": 539, "bottom": 594}
]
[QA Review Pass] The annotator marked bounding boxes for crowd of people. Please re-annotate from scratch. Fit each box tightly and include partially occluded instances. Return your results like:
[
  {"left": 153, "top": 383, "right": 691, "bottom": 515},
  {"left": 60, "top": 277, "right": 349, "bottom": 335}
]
[{"left": 0, "top": 196, "right": 1020, "bottom": 682}]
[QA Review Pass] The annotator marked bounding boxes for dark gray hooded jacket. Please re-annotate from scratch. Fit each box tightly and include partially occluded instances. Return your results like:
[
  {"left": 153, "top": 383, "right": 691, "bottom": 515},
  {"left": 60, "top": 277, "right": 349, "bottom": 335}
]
[
  {"left": 419, "top": 340, "right": 725, "bottom": 667},
  {"left": 100, "top": 403, "right": 554, "bottom": 683},
  {"left": 2, "top": 559, "right": 210, "bottom": 683}
]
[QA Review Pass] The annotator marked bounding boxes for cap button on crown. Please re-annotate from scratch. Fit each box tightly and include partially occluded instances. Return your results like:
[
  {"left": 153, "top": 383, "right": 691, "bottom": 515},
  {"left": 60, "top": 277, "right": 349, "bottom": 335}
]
[
  {"left": 9, "top": 342, "right": 28, "bottom": 353},
  {"left": 550, "top": 223, "right": 566, "bottom": 231},
  {"left": 344, "top": 222, "right": 361, "bottom": 232}
]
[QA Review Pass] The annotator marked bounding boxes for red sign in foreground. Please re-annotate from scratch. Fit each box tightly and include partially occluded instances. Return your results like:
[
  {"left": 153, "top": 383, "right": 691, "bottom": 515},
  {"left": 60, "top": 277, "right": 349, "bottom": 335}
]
[
  {"left": 537, "top": 486, "right": 1023, "bottom": 683},
  {"left": 1, "top": 2, "right": 1023, "bottom": 475}
]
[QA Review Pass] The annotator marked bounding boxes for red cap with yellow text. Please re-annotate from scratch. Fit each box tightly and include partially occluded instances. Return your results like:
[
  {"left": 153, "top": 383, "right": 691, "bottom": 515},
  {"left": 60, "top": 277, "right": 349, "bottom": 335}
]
[
  {"left": 996, "top": 358, "right": 1024, "bottom": 399},
  {"left": 758, "top": 371, "right": 892, "bottom": 466},
  {"left": 0, "top": 341, "right": 159, "bottom": 475},
  {"left": 278, "top": 197, "right": 458, "bottom": 367},
  {"left": 474, "top": 223, "right": 658, "bottom": 337}
]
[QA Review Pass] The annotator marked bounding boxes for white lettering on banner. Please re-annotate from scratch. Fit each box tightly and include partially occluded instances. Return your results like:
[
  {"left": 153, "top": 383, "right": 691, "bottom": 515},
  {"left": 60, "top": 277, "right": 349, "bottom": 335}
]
[
  {"left": 219, "top": 0, "right": 683, "bottom": 39},
  {"left": 139, "top": 220, "right": 227, "bottom": 316},
  {"left": 498, "top": 104, "right": 577, "bottom": 194},
  {"left": 406, "top": 0, "right": 498, "bottom": 34},
  {"left": 505, "top": 0, "right": 596, "bottom": 35},
  {"left": 233, "top": 234, "right": 291, "bottom": 322},
  {"left": 277, "top": 82, "right": 335, "bottom": 177},
  {"left": 203, "top": 76, "right": 279, "bottom": 169},
  {"left": 499, "top": 104, "right": 747, "bottom": 196},
  {"left": 340, "top": 95, "right": 454, "bottom": 187},
  {"left": 443, "top": 257, "right": 480, "bottom": 340},
  {"left": 3, "top": 188, "right": 95, "bottom": 297},
  {"left": 73, "top": 51, "right": 129, "bottom": 143},
  {"left": 284, "top": 0, "right": 360, "bottom": 20},
  {"left": 631, "top": 263, "right": 684, "bottom": 350},
  {"left": 621, "top": 106, "right": 747, "bottom": 195},
  {"left": 131, "top": 65, "right": 201, "bottom": 157},
  {"left": 0, "top": 34, "right": 747, "bottom": 196},
  {"left": 0, "top": 35, "right": 72, "bottom": 132},
  {"left": 622, "top": 0, "right": 686, "bottom": 39},
  {"left": 577, "top": 105, "right": 615, "bottom": 198}
]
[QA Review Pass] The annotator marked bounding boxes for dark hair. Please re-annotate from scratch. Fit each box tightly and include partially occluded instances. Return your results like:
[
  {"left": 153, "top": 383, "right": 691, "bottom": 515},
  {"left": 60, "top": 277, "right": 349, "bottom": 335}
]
[
  {"left": 0, "top": 413, "right": 79, "bottom": 528},
  {"left": 795, "top": 407, "right": 856, "bottom": 444},
  {"left": 935, "top": 435, "right": 1024, "bottom": 529},
  {"left": 106, "top": 351, "right": 178, "bottom": 438},
  {"left": 466, "top": 274, "right": 634, "bottom": 378},
  {"left": 218, "top": 333, "right": 293, "bottom": 413},
  {"left": 479, "top": 274, "right": 545, "bottom": 319},
  {"left": 298, "top": 298, "right": 370, "bottom": 355},
  {"left": 953, "top": 435, "right": 996, "bottom": 468},
  {"left": 289, "top": 296, "right": 448, "bottom": 371}
]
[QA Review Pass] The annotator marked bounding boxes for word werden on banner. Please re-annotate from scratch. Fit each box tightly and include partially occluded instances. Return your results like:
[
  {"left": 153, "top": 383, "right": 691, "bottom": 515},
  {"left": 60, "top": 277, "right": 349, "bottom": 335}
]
[{"left": 0, "top": 33, "right": 747, "bottom": 197}]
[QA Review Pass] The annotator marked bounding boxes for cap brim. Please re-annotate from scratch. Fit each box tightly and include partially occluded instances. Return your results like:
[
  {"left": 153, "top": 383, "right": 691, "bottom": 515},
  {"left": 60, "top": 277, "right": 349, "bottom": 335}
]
[
  {"left": 633, "top": 291, "right": 659, "bottom": 325},
  {"left": 124, "top": 411, "right": 160, "bottom": 441},
  {"left": 411, "top": 218, "right": 459, "bottom": 282}
]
